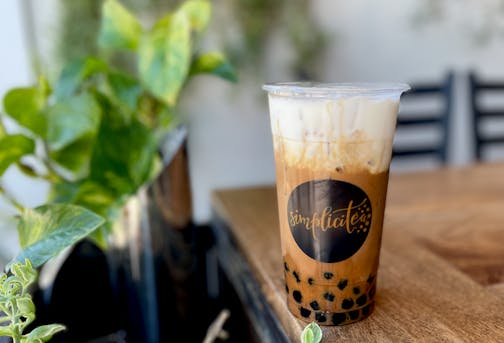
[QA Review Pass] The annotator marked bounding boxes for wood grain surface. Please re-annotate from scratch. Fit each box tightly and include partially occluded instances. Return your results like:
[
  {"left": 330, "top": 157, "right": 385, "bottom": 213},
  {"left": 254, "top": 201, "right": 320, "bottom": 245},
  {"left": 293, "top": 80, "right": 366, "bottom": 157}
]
[{"left": 211, "top": 163, "right": 504, "bottom": 342}]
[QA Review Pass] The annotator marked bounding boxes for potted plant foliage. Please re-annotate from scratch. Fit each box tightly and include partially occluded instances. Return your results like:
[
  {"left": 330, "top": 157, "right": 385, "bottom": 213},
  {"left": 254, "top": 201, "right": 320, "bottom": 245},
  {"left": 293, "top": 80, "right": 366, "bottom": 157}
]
[
  {"left": 0, "top": 206, "right": 105, "bottom": 343},
  {"left": 0, "top": 0, "right": 235, "bottom": 341}
]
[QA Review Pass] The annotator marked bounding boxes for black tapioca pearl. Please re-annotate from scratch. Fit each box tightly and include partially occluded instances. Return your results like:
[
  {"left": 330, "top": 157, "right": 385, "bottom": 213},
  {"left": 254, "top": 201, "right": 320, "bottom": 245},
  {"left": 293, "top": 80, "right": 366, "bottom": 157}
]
[
  {"left": 300, "top": 307, "right": 311, "bottom": 318},
  {"left": 353, "top": 287, "right": 360, "bottom": 295},
  {"left": 308, "top": 278, "right": 314, "bottom": 285},
  {"left": 362, "top": 304, "right": 371, "bottom": 316},
  {"left": 315, "top": 312, "right": 327, "bottom": 323},
  {"left": 341, "top": 298, "right": 354, "bottom": 310},
  {"left": 368, "top": 285, "right": 376, "bottom": 300},
  {"left": 356, "top": 294, "right": 367, "bottom": 307},
  {"left": 332, "top": 312, "right": 347, "bottom": 325},
  {"left": 348, "top": 310, "right": 359, "bottom": 320},
  {"left": 293, "top": 290, "right": 303, "bottom": 303},
  {"left": 310, "top": 301, "right": 320, "bottom": 311},
  {"left": 367, "top": 275, "right": 375, "bottom": 284},
  {"left": 323, "top": 292, "right": 335, "bottom": 302},
  {"left": 337, "top": 279, "right": 348, "bottom": 290},
  {"left": 284, "top": 261, "right": 289, "bottom": 272},
  {"left": 293, "top": 271, "right": 301, "bottom": 283},
  {"left": 285, "top": 284, "right": 289, "bottom": 294},
  {"left": 323, "top": 272, "right": 334, "bottom": 280},
  {"left": 349, "top": 310, "right": 360, "bottom": 320}
]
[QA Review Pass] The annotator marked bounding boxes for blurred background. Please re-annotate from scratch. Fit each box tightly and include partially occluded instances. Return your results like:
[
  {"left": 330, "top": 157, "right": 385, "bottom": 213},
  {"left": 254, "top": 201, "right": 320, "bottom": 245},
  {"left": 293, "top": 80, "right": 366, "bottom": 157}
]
[{"left": 2, "top": 0, "right": 504, "bottom": 229}]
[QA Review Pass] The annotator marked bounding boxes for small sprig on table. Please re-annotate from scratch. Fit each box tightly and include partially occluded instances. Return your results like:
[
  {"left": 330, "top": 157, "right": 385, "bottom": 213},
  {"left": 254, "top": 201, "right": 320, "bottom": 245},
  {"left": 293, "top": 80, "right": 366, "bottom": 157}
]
[{"left": 301, "top": 322, "right": 323, "bottom": 343}]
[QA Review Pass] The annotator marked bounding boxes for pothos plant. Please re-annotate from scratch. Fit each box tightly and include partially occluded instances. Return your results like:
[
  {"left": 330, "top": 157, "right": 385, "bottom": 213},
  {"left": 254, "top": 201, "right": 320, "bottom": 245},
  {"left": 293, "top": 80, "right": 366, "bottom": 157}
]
[
  {"left": 0, "top": 0, "right": 236, "bottom": 248},
  {"left": 1, "top": 1, "right": 233, "bottom": 340}
]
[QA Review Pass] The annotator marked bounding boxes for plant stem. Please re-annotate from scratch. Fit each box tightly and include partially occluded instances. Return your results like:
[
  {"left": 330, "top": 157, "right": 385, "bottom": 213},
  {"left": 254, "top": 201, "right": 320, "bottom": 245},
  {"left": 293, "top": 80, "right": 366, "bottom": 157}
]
[
  {"left": 0, "top": 119, "right": 6, "bottom": 137},
  {"left": 0, "top": 185, "right": 24, "bottom": 213},
  {"left": 40, "top": 142, "right": 64, "bottom": 183},
  {"left": 11, "top": 300, "right": 21, "bottom": 343}
]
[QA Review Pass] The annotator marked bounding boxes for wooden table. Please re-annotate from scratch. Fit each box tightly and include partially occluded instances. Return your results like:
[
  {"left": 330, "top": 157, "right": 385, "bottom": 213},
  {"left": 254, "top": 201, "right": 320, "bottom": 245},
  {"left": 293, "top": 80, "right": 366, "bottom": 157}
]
[{"left": 210, "top": 163, "right": 504, "bottom": 342}]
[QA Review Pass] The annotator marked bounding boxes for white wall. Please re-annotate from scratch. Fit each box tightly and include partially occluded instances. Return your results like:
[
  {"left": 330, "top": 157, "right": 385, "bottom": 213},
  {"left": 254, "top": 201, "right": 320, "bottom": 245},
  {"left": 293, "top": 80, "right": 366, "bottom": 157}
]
[
  {"left": 0, "top": 1, "right": 32, "bottom": 95},
  {"left": 2, "top": 0, "right": 504, "bottom": 225},
  {"left": 0, "top": 0, "right": 35, "bottom": 262}
]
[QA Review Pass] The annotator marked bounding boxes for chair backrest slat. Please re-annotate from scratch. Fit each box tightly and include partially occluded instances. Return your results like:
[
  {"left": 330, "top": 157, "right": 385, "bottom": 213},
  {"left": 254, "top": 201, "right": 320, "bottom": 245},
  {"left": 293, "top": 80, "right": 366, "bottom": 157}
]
[
  {"left": 469, "top": 72, "right": 504, "bottom": 161},
  {"left": 393, "top": 72, "right": 454, "bottom": 164}
]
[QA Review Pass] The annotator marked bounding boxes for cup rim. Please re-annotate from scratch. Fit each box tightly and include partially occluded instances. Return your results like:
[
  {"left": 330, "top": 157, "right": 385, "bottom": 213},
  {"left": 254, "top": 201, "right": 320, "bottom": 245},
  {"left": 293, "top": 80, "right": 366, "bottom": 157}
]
[{"left": 262, "top": 82, "right": 410, "bottom": 98}]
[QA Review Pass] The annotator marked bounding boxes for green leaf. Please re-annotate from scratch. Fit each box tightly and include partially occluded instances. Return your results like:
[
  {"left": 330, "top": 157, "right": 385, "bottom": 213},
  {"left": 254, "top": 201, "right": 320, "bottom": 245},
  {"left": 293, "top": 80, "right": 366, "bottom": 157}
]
[
  {"left": 47, "top": 182, "right": 80, "bottom": 204},
  {"left": 190, "top": 52, "right": 237, "bottom": 82},
  {"left": 313, "top": 324, "right": 322, "bottom": 343},
  {"left": 3, "top": 87, "right": 47, "bottom": 136},
  {"left": 301, "top": 322, "right": 322, "bottom": 343},
  {"left": 107, "top": 72, "right": 143, "bottom": 112},
  {"left": 9, "top": 259, "right": 36, "bottom": 285},
  {"left": 93, "top": 91, "right": 131, "bottom": 129},
  {"left": 47, "top": 180, "right": 114, "bottom": 250},
  {"left": 49, "top": 137, "right": 97, "bottom": 179},
  {"left": 16, "top": 296, "right": 36, "bottom": 327},
  {"left": 152, "top": 13, "right": 171, "bottom": 31},
  {"left": 46, "top": 92, "right": 101, "bottom": 150},
  {"left": 301, "top": 327, "right": 314, "bottom": 343},
  {"left": 1, "top": 275, "right": 22, "bottom": 296},
  {"left": 46, "top": 116, "right": 159, "bottom": 233},
  {"left": 139, "top": 8, "right": 191, "bottom": 106},
  {"left": 54, "top": 58, "right": 107, "bottom": 100},
  {"left": 22, "top": 324, "right": 65, "bottom": 342},
  {"left": 46, "top": 92, "right": 101, "bottom": 178},
  {"left": 98, "top": 0, "right": 143, "bottom": 50},
  {"left": 90, "top": 117, "right": 159, "bottom": 192},
  {"left": 73, "top": 181, "right": 119, "bottom": 216},
  {"left": 156, "top": 107, "right": 176, "bottom": 131},
  {"left": 122, "top": 122, "right": 159, "bottom": 188},
  {"left": 0, "top": 134, "right": 35, "bottom": 176},
  {"left": 53, "top": 58, "right": 106, "bottom": 100},
  {"left": 16, "top": 296, "right": 35, "bottom": 315},
  {"left": 0, "top": 326, "right": 13, "bottom": 336},
  {"left": 178, "top": 0, "right": 211, "bottom": 33},
  {"left": 12, "top": 204, "right": 104, "bottom": 268}
]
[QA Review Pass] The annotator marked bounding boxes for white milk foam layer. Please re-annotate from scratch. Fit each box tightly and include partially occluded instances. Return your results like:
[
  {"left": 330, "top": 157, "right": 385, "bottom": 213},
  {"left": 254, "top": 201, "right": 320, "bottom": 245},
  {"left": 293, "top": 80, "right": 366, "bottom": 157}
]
[{"left": 268, "top": 95, "right": 400, "bottom": 174}]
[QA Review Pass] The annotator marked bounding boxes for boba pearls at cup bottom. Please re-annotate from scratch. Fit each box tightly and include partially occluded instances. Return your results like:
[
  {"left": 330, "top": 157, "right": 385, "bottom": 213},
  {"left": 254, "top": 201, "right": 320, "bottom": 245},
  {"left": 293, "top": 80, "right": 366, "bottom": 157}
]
[
  {"left": 287, "top": 297, "right": 376, "bottom": 326},
  {"left": 284, "top": 258, "right": 377, "bottom": 326}
]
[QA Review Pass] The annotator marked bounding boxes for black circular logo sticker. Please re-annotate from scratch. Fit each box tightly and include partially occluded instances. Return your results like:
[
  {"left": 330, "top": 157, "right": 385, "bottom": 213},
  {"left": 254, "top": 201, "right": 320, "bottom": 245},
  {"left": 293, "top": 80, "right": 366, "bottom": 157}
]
[{"left": 287, "top": 179, "right": 372, "bottom": 263}]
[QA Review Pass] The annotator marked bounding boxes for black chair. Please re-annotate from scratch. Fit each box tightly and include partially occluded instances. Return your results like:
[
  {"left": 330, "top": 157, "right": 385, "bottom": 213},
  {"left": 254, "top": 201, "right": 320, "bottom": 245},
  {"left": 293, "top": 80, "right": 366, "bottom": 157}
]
[
  {"left": 392, "top": 72, "right": 454, "bottom": 165},
  {"left": 469, "top": 72, "right": 504, "bottom": 161}
]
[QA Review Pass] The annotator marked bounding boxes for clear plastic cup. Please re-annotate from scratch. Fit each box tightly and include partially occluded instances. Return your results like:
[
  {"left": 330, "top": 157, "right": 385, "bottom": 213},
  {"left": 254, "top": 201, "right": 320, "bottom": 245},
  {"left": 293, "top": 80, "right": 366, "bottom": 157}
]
[{"left": 263, "top": 82, "right": 409, "bottom": 325}]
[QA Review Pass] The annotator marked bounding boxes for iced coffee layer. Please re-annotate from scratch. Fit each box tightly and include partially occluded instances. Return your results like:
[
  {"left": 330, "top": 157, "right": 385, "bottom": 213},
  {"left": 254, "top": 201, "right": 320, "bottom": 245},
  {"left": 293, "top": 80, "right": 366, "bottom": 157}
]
[
  {"left": 268, "top": 95, "right": 399, "bottom": 174},
  {"left": 276, "top": 167, "right": 389, "bottom": 324}
]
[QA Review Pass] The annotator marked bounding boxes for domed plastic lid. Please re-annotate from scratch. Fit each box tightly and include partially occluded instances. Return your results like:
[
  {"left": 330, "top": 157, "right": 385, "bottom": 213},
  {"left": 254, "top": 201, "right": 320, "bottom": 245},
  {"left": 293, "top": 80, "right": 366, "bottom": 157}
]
[{"left": 263, "top": 82, "right": 410, "bottom": 99}]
